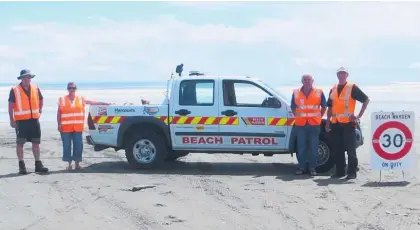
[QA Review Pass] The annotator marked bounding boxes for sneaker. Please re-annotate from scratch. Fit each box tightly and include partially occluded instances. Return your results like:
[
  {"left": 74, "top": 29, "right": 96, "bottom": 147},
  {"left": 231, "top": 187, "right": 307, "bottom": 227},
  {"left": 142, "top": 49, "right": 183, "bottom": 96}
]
[
  {"left": 35, "top": 161, "right": 49, "bottom": 173},
  {"left": 331, "top": 173, "right": 346, "bottom": 178},
  {"left": 295, "top": 169, "right": 304, "bottom": 175},
  {"left": 346, "top": 173, "right": 357, "bottom": 180},
  {"left": 309, "top": 169, "right": 317, "bottom": 176},
  {"left": 19, "top": 161, "right": 28, "bottom": 175}
]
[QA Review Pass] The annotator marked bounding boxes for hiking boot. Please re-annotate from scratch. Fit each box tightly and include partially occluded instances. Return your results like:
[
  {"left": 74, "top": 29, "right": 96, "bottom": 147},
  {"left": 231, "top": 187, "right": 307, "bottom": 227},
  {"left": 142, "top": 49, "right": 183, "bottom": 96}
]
[
  {"left": 35, "top": 161, "right": 49, "bottom": 173},
  {"left": 19, "top": 161, "right": 28, "bottom": 175}
]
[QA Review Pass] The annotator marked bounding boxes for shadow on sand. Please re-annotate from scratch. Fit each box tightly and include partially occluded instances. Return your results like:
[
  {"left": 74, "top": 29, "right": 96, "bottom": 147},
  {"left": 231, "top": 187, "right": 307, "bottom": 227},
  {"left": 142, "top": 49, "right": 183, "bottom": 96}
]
[
  {"left": 48, "top": 160, "right": 300, "bottom": 178},
  {"left": 0, "top": 160, "right": 340, "bottom": 183},
  {"left": 361, "top": 181, "right": 411, "bottom": 187}
]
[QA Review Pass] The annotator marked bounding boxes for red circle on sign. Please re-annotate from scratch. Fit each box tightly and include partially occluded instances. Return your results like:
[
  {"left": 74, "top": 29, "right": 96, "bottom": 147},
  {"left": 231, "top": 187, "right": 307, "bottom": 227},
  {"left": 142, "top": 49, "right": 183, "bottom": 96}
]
[{"left": 372, "top": 121, "right": 413, "bottom": 160}]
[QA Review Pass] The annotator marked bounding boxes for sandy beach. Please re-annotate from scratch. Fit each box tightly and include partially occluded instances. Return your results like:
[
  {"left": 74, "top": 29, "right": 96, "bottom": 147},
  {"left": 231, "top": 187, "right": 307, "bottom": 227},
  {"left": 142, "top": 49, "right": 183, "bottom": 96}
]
[
  {"left": 0, "top": 117, "right": 419, "bottom": 230},
  {"left": 2, "top": 0, "right": 420, "bottom": 228}
]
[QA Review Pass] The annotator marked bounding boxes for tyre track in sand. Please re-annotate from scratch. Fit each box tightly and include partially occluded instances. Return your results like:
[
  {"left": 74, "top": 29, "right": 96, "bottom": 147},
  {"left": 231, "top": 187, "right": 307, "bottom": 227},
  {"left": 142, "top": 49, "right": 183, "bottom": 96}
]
[
  {"left": 180, "top": 154, "right": 307, "bottom": 230},
  {"left": 2, "top": 138, "right": 167, "bottom": 230}
]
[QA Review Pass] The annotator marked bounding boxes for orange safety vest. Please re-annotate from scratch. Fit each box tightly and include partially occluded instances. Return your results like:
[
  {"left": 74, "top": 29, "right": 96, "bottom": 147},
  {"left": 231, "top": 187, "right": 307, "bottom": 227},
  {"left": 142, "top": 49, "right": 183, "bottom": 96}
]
[
  {"left": 12, "top": 84, "right": 40, "bottom": 121},
  {"left": 58, "top": 95, "right": 86, "bottom": 132},
  {"left": 293, "top": 88, "right": 323, "bottom": 126},
  {"left": 329, "top": 83, "right": 356, "bottom": 124}
]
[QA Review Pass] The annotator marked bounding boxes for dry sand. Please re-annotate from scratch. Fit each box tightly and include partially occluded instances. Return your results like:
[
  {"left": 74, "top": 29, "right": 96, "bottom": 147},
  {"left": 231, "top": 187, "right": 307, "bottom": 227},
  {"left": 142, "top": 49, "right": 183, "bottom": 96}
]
[{"left": 1, "top": 121, "right": 420, "bottom": 230}]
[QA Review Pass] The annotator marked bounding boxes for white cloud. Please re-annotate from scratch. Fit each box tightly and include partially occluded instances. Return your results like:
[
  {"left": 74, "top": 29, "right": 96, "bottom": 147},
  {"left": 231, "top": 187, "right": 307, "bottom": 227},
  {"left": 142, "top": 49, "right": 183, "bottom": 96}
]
[
  {"left": 1, "top": 2, "right": 420, "bottom": 82},
  {"left": 167, "top": 1, "right": 245, "bottom": 10},
  {"left": 409, "top": 62, "right": 420, "bottom": 69}
]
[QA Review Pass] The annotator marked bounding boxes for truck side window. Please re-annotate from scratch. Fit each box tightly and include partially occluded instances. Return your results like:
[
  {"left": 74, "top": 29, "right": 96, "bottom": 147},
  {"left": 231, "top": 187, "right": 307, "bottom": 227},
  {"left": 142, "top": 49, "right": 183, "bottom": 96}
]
[
  {"left": 223, "top": 80, "right": 273, "bottom": 107},
  {"left": 179, "top": 80, "right": 215, "bottom": 106}
]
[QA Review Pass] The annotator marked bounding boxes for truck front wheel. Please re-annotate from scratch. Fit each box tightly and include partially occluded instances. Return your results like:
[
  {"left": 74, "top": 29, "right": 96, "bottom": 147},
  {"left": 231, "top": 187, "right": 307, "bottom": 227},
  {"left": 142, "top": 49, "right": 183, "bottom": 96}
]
[{"left": 125, "top": 131, "right": 168, "bottom": 169}]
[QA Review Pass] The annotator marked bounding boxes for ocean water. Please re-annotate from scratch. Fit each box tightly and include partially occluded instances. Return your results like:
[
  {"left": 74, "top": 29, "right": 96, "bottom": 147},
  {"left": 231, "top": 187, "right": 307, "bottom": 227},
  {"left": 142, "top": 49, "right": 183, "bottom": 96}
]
[{"left": 1, "top": 81, "right": 419, "bottom": 131}]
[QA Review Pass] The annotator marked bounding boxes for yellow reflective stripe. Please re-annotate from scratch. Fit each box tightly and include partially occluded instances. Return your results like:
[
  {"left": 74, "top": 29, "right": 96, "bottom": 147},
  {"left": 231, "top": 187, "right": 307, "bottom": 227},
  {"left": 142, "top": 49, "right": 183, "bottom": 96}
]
[
  {"left": 190, "top": 116, "right": 202, "bottom": 124},
  {"left": 176, "top": 116, "right": 188, "bottom": 124},
  {"left": 97, "top": 116, "right": 108, "bottom": 124},
  {"left": 219, "top": 117, "right": 229, "bottom": 125},
  {"left": 205, "top": 117, "right": 216, "bottom": 124},
  {"left": 110, "top": 116, "right": 121, "bottom": 124}
]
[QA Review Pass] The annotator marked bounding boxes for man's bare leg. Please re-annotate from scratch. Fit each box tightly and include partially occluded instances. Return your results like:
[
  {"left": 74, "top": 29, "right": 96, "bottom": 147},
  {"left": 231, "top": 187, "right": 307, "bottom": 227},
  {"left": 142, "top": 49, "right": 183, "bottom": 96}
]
[
  {"left": 32, "top": 143, "right": 40, "bottom": 161},
  {"left": 17, "top": 143, "right": 24, "bottom": 161}
]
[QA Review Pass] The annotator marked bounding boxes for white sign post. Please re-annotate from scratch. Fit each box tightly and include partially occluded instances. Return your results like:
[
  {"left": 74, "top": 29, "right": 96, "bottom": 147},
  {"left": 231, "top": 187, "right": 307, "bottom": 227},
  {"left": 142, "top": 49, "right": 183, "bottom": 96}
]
[{"left": 370, "top": 111, "right": 415, "bottom": 181}]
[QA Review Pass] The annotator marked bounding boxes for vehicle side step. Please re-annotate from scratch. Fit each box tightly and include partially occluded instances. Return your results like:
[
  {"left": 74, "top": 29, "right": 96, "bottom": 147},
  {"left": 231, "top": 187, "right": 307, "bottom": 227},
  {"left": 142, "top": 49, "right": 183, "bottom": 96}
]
[{"left": 94, "top": 144, "right": 110, "bottom": 152}]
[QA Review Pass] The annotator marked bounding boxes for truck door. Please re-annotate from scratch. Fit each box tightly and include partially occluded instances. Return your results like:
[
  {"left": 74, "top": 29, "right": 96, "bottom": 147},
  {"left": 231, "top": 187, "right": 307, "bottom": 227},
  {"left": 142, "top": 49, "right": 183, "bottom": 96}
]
[
  {"left": 170, "top": 78, "right": 221, "bottom": 150},
  {"left": 218, "top": 79, "right": 289, "bottom": 151}
]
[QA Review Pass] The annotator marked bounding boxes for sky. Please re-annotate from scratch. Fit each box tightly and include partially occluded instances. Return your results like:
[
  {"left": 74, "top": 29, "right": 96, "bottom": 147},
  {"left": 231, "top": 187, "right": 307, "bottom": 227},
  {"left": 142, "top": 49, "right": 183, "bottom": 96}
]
[{"left": 0, "top": 1, "right": 420, "bottom": 86}]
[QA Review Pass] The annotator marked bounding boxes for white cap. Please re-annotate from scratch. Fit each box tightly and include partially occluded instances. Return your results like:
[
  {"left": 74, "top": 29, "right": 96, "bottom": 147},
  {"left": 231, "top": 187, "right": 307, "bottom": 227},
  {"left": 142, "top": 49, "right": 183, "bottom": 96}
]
[{"left": 337, "top": 67, "right": 348, "bottom": 73}]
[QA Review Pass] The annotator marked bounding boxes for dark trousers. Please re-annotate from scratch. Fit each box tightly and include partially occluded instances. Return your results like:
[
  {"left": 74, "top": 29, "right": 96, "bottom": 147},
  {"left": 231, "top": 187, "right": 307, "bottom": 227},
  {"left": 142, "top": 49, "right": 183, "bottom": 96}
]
[{"left": 330, "top": 122, "right": 358, "bottom": 175}]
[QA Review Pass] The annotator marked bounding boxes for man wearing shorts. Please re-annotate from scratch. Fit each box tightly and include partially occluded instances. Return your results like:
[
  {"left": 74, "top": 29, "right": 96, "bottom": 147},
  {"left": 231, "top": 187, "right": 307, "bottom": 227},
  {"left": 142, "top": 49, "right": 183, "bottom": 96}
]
[{"left": 8, "top": 69, "right": 48, "bottom": 174}]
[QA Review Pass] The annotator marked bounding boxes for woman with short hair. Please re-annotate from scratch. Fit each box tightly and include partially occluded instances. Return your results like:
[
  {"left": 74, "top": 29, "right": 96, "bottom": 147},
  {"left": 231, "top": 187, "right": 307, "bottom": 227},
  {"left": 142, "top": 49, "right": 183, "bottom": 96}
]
[{"left": 57, "top": 82, "right": 110, "bottom": 170}]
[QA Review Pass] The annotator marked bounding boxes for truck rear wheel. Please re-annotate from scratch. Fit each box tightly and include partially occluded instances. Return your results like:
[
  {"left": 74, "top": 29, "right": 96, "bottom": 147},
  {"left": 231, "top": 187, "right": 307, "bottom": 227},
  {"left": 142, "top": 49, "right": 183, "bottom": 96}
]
[{"left": 125, "top": 131, "right": 167, "bottom": 169}]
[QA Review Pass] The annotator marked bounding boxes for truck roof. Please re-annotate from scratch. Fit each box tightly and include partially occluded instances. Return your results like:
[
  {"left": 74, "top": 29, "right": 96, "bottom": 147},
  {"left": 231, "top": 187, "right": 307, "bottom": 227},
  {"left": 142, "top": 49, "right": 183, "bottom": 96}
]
[{"left": 178, "top": 74, "right": 261, "bottom": 81}]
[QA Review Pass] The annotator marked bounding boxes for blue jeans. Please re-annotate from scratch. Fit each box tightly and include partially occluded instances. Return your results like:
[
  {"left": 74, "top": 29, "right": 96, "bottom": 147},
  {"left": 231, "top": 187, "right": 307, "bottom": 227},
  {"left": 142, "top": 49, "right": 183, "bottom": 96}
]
[
  {"left": 60, "top": 132, "right": 83, "bottom": 162},
  {"left": 296, "top": 124, "right": 320, "bottom": 170}
]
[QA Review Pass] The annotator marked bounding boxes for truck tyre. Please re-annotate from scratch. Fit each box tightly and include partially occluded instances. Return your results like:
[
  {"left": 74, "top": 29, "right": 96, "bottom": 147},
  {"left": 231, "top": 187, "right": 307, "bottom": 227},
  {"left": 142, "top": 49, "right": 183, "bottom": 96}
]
[
  {"left": 124, "top": 131, "right": 168, "bottom": 169},
  {"left": 165, "top": 151, "right": 189, "bottom": 162},
  {"left": 295, "top": 136, "right": 334, "bottom": 173},
  {"left": 315, "top": 137, "right": 334, "bottom": 173}
]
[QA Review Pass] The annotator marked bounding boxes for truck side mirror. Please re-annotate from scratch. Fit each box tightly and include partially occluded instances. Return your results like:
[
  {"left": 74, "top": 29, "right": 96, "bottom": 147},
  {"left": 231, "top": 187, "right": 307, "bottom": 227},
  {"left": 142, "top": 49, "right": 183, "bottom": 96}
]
[
  {"left": 176, "top": 63, "right": 183, "bottom": 76},
  {"left": 266, "top": 96, "right": 281, "bottom": 108}
]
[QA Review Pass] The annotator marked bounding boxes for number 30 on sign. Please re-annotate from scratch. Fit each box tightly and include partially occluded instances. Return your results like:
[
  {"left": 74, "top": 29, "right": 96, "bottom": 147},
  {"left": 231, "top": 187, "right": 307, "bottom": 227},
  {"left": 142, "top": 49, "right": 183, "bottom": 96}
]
[{"left": 370, "top": 111, "right": 415, "bottom": 170}]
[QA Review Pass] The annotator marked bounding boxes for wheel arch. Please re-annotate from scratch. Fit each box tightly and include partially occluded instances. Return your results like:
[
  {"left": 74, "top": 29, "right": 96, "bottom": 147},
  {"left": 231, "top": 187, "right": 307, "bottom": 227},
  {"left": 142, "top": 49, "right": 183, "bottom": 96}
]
[{"left": 117, "top": 116, "right": 171, "bottom": 148}]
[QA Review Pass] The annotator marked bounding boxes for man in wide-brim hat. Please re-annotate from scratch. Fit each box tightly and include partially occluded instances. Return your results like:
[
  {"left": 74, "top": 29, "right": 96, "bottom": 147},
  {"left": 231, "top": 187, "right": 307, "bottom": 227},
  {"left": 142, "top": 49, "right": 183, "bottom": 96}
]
[{"left": 8, "top": 69, "right": 48, "bottom": 174}]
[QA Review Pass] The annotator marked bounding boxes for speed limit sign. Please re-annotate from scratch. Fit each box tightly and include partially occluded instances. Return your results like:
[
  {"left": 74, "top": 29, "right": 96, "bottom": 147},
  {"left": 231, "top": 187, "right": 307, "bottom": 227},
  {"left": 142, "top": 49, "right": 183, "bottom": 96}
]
[{"left": 371, "top": 111, "right": 415, "bottom": 170}]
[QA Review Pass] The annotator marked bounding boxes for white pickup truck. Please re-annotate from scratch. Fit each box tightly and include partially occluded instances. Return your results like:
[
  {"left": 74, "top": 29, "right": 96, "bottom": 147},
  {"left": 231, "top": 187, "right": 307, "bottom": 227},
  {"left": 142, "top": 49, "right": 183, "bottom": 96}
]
[{"left": 85, "top": 71, "right": 364, "bottom": 173}]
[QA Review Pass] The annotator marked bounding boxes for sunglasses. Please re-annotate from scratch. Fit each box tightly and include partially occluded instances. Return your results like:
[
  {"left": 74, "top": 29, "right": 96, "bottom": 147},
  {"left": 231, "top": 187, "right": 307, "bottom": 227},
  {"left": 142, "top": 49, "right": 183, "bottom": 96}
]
[{"left": 67, "top": 87, "right": 77, "bottom": 90}]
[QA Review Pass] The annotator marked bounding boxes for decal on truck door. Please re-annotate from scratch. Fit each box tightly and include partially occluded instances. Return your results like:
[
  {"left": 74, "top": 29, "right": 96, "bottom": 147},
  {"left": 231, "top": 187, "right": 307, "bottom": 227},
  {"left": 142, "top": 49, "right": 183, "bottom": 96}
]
[
  {"left": 156, "top": 116, "right": 239, "bottom": 125},
  {"left": 181, "top": 136, "right": 279, "bottom": 145},
  {"left": 92, "top": 116, "right": 127, "bottom": 124},
  {"left": 241, "top": 117, "right": 266, "bottom": 125},
  {"left": 158, "top": 116, "right": 295, "bottom": 126},
  {"left": 267, "top": 117, "right": 295, "bottom": 126}
]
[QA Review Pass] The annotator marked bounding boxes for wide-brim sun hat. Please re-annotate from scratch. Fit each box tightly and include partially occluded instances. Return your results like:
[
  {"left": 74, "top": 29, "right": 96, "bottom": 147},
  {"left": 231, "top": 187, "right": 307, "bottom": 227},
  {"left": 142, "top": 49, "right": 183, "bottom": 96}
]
[{"left": 17, "top": 69, "right": 35, "bottom": 80}]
